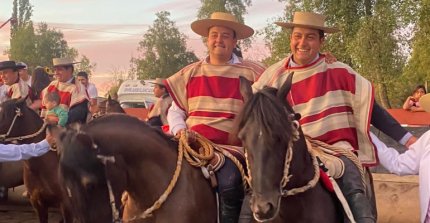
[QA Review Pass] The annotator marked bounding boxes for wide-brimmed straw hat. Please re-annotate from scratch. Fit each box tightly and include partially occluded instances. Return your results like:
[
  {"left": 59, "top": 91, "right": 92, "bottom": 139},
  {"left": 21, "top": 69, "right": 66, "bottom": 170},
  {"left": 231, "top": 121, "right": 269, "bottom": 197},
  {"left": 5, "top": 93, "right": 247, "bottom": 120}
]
[
  {"left": 191, "top": 12, "right": 254, "bottom": 40},
  {"left": 0, "top": 61, "right": 26, "bottom": 71},
  {"left": 52, "top": 58, "right": 80, "bottom": 67},
  {"left": 275, "top": 12, "right": 339, "bottom": 33},
  {"left": 419, "top": 93, "right": 430, "bottom": 113},
  {"left": 150, "top": 78, "right": 166, "bottom": 86}
]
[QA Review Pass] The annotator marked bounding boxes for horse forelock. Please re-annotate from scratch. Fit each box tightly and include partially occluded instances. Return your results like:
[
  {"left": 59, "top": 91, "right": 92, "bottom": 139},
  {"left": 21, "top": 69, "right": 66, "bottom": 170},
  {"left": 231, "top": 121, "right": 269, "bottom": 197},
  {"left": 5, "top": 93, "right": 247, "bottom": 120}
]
[{"left": 237, "top": 87, "right": 294, "bottom": 147}]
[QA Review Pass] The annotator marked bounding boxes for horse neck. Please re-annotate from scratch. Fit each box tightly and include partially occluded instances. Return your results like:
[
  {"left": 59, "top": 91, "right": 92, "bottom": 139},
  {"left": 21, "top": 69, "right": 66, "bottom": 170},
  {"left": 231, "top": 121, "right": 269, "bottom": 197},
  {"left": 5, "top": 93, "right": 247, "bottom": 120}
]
[
  {"left": 111, "top": 132, "right": 180, "bottom": 207},
  {"left": 286, "top": 135, "right": 316, "bottom": 189}
]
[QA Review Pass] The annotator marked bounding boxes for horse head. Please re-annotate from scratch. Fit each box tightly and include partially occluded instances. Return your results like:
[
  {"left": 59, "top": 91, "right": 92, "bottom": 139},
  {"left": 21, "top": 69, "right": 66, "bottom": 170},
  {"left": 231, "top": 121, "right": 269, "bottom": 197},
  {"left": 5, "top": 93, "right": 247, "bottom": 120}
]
[
  {"left": 106, "top": 95, "right": 125, "bottom": 114},
  {"left": 57, "top": 124, "right": 117, "bottom": 223},
  {"left": 236, "top": 75, "right": 304, "bottom": 221},
  {"left": 0, "top": 97, "right": 44, "bottom": 143}
]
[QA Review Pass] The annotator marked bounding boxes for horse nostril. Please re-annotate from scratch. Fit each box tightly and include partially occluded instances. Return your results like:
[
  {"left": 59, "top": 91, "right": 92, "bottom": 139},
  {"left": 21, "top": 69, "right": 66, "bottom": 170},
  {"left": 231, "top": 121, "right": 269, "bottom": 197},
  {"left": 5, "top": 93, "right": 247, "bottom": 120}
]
[{"left": 256, "top": 201, "right": 274, "bottom": 215}]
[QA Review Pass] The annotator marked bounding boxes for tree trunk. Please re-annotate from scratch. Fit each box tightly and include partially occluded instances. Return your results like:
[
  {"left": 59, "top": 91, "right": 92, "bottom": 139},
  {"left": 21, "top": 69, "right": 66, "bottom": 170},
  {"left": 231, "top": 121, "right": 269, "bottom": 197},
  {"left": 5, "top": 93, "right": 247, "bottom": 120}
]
[{"left": 377, "top": 82, "right": 391, "bottom": 109}]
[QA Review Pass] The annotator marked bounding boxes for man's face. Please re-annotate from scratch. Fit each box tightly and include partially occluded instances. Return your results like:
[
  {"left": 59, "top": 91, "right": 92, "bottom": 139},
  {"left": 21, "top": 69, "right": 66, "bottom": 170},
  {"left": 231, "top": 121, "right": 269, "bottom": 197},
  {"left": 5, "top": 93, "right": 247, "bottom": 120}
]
[
  {"left": 19, "top": 68, "right": 29, "bottom": 79},
  {"left": 54, "top": 66, "right": 73, "bottom": 82},
  {"left": 153, "top": 84, "right": 165, "bottom": 98},
  {"left": 207, "top": 26, "right": 237, "bottom": 63},
  {"left": 290, "top": 27, "right": 324, "bottom": 66},
  {"left": 0, "top": 69, "right": 19, "bottom": 86},
  {"left": 77, "top": 76, "right": 88, "bottom": 86}
]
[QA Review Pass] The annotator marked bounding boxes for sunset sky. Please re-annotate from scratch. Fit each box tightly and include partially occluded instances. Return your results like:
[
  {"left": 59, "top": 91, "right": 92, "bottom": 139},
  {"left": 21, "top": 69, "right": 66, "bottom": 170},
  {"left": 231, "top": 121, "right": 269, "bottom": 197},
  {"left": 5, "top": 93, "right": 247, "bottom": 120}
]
[{"left": 0, "top": 0, "right": 285, "bottom": 94}]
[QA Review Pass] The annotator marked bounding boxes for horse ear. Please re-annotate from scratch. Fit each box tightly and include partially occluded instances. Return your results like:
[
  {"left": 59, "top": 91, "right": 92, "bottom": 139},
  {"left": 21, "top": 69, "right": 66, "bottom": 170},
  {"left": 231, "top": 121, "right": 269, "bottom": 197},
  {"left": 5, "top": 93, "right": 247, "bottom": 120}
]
[
  {"left": 277, "top": 72, "right": 294, "bottom": 100},
  {"left": 239, "top": 76, "right": 253, "bottom": 102},
  {"left": 108, "top": 94, "right": 112, "bottom": 101}
]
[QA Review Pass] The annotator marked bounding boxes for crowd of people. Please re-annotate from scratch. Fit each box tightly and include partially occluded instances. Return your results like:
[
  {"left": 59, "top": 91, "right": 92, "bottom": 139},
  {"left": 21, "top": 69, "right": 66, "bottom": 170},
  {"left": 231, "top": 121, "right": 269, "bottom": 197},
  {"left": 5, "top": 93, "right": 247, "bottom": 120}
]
[{"left": 0, "top": 9, "right": 430, "bottom": 223}]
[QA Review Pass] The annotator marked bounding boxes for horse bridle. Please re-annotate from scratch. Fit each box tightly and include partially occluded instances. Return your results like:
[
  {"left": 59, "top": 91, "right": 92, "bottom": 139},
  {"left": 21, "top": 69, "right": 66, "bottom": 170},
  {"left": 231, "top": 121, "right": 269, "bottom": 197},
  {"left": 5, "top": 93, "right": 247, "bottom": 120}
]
[
  {"left": 0, "top": 107, "right": 47, "bottom": 143},
  {"left": 245, "top": 112, "right": 321, "bottom": 223}
]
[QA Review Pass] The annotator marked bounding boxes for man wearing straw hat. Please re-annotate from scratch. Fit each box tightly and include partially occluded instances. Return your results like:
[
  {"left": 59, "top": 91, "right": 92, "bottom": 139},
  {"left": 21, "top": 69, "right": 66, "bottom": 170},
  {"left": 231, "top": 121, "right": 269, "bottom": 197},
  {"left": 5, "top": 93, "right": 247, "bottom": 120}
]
[
  {"left": 147, "top": 78, "right": 172, "bottom": 127},
  {"left": 40, "top": 58, "right": 89, "bottom": 125},
  {"left": 252, "top": 11, "right": 413, "bottom": 223},
  {"left": 164, "top": 12, "right": 265, "bottom": 223}
]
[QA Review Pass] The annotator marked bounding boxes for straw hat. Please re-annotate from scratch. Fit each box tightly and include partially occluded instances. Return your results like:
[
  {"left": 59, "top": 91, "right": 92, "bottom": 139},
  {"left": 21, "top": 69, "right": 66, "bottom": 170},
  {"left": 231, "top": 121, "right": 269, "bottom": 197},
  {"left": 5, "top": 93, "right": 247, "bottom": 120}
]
[
  {"left": 191, "top": 12, "right": 254, "bottom": 40},
  {"left": 150, "top": 78, "right": 166, "bottom": 86},
  {"left": 419, "top": 93, "right": 430, "bottom": 113},
  {"left": 275, "top": 12, "right": 339, "bottom": 33},
  {"left": 52, "top": 58, "right": 80, "bottom": 67}
]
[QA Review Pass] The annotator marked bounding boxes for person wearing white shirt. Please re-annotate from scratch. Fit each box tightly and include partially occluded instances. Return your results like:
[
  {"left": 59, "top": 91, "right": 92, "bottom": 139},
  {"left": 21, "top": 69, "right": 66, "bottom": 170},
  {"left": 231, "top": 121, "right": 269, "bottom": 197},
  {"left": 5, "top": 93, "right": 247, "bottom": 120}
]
[
  {"left": 76, "top": 71, "right": 98, "bottom": 114},
  {"left": 0, "top": 132, "right": 55, "bottom": 162},
  {"left": 372, "top": 131, "right": 430, "bottom": 223},
  {"left": 16, "top": 62, "right": 32, "bottom": 87}
]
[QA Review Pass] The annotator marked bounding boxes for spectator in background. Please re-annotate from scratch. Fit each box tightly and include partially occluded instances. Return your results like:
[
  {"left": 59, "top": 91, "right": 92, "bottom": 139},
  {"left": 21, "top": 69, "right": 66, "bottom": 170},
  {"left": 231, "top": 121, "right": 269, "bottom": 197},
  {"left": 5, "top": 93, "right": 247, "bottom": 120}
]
[
  {"left": 16, "top": 62, "right": 32, "bottom": 87},
  {"left": 403, "top": 85, "right": 427, "bottom": 112},
  {"left": 0, "top": 77, "right": 8, "bottom": 104},
  {"left": 29, "top": 66, "right": 52, "bottom": 111},
  {"left": 44, "top": 91, "right": 68, "bottom": 127},
  {"left": 147, "top": 78, "right": 172, "bottom": 127},
  {"left": 76, "top": 71, "right": 98, "bottom": 114},
  {"left": 0, "top": 61, "right": 31, "bottom": 102}
]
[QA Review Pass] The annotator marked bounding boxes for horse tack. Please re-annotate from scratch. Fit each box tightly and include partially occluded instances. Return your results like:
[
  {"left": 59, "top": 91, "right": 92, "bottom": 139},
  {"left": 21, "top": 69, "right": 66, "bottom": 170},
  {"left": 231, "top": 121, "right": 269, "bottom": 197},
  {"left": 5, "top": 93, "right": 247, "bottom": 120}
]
[{"left": 0, "top": 107, "right": 47, "bottom": 143}]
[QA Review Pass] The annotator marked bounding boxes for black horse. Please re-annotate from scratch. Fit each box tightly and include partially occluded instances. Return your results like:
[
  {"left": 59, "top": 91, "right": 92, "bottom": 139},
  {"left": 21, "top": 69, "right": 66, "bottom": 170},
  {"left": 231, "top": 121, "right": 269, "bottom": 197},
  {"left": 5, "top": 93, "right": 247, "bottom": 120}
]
[{"left": 234, "top": 77, "right": 343, "bottom": 222}]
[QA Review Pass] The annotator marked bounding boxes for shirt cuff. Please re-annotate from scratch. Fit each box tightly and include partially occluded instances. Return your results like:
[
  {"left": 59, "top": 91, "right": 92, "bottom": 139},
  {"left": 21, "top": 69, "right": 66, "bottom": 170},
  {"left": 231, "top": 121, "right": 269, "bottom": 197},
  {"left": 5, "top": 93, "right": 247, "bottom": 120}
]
[
  {"left": 399, "top": 132, "right": 413, "bottom": 145},
  {"left": 170, "top": 124, "right": 187, "bottom": 135}
]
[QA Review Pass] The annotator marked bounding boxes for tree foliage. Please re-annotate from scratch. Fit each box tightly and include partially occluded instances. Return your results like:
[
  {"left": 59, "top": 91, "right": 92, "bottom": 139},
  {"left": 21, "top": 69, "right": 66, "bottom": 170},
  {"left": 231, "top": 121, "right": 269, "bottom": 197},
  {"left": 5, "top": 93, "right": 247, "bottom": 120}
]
[
  {"left": 130, "top": 11, "right": 198, "bottom": 80},
  {"left": 7, "top": 0, "right": 92, "bottom": 72},
  {"left": 261, "top": 0, "right": 422, "bottom": 108},
  {"left": 75, "top": 55, "right": 97, "bottom": 76}
]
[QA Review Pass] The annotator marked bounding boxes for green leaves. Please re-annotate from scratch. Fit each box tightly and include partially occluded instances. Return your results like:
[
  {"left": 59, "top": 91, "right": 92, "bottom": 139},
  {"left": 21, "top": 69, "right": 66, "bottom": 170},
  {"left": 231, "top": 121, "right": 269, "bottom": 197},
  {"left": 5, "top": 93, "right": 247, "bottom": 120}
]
[{"left": 130, "top": 11, "right": 198, "bottom": 80}]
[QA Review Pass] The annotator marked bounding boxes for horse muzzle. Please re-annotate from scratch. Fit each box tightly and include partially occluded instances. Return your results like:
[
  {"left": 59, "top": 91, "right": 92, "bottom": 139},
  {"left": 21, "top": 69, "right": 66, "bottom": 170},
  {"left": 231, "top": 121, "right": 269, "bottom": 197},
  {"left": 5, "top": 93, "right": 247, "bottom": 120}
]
[{"left": 250, "top": 193, "right": 281, "bottom": 222}]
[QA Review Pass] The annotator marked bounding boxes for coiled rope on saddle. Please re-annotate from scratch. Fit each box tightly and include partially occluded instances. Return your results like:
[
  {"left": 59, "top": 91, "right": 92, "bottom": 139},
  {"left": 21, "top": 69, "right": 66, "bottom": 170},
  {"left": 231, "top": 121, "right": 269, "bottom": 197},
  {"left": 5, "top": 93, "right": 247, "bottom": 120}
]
[
  {"left": 305, "top": 136, "right": 367, "bottom": 189},
  {"left": 128, "top": 130, "right": 247, "bottom": 222}
]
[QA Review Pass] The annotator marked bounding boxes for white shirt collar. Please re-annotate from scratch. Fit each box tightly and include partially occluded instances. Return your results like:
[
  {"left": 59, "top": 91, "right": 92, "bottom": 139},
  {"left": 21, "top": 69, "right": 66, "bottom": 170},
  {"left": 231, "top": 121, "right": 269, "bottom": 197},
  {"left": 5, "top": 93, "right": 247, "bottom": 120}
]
[
  {"left": 204, "top": 53, "right": 241, "bottom": 65},
  {"left": 289, "top": 54, "right": 320, "bottom": 67}
]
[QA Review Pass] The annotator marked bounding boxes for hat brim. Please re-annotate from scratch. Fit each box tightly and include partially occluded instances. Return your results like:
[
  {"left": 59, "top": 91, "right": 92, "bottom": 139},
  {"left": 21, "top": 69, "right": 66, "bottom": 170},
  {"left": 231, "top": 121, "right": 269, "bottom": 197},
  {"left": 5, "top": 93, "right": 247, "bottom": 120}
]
[
  {"left": 275, "top": 22, "right": 340, "bottom": 33},
  {"left": 191, "top": 19, "right": 254, "bottom": 40},
  {"left": 53, "top": 62, "right": 81, "bottom": 67},
  {"left": 419, "top": 93, "right": 430, "bottom": 113},
  {"left": 0, "top": 64, "right": 25, "bottom": 71}
]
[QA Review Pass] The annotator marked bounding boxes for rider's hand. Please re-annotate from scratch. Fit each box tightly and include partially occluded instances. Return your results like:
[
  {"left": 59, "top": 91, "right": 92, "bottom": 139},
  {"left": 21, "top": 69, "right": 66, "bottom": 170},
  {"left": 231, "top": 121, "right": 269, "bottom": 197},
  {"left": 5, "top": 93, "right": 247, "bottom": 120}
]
[
  {"left": 405, "top": 135, "right": 417, "bottom": 149},
  {"left": 45, "top": 131, "right": 56, "bottom": 148}
]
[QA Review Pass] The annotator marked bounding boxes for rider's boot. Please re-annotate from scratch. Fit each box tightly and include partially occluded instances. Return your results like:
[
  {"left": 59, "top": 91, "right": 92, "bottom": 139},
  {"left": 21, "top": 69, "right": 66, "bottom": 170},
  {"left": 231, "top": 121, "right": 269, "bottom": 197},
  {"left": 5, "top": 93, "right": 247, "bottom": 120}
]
[
  {"left": 216, "top": 158, "right": 244, "bottom": 223},
  {"left": 337, "top": 156, "right": 376, "bottom": 223},
  {"left": 219, "top": 185, "right": 244, "bottom": 223},
  {"left": 238, "top": 193, "right": 253, "bottom": 223}
]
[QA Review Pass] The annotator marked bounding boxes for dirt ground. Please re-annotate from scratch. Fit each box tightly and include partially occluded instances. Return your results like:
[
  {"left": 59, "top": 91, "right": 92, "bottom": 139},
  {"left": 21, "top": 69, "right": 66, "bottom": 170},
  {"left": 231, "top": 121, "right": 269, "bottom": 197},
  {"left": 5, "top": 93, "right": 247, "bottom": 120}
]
[{"left": 0, "top": 186, "right": 61, "bottom": 223}]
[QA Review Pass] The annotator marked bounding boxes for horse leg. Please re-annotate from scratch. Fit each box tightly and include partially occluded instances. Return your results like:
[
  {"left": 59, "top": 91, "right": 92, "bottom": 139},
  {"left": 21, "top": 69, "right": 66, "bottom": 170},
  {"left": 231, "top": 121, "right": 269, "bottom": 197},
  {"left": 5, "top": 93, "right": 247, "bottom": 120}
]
[
  {"left": 30, "top": 201, "right": 49, "bottom": 223},
  {"left": 59, "top": 203, "right": 73, "bottom": 223}
]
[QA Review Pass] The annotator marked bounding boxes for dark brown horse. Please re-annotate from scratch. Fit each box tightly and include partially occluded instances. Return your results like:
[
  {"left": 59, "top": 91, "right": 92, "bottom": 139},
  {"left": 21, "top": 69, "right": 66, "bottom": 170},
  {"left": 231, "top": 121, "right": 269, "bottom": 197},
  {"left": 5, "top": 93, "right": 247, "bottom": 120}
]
[
  {"left": 0, "top": 98, "right": 70, "bottom": 223},
  {"left": 235, "top": 77, "right": 342, "bottom": 222},
  {"left": 57, "top": 114, "right": 217, "bottom": 223},
  {"left": 105, "top": 95, "right": 125, "bottom": 113}
]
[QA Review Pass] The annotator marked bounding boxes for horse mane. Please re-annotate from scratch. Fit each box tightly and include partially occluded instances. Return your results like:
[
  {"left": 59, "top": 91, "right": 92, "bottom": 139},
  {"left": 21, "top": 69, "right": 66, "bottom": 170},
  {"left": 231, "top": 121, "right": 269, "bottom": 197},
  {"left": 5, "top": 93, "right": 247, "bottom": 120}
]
[{"left": 233, "top": 87, "right": 293, "bottom": 144}]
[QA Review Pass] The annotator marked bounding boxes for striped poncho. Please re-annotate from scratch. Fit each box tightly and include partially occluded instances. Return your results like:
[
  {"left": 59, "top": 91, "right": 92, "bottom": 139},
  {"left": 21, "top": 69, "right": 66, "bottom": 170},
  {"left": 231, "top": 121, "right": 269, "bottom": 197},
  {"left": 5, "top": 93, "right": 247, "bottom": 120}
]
[
  {"left": 165, "top": 59, "right": 265, "bottom": 154},
  {"left": 40, "top": 79, "right": 89, "bottom": 117},
  {"left": 254, "top": 55, "right": 377, "bottom": 165}
]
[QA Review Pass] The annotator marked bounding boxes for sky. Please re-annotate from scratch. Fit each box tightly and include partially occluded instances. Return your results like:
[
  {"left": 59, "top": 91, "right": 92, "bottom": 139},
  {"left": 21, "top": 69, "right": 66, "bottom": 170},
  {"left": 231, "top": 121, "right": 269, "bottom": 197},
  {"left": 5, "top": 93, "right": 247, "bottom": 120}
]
[{"left": 0, "top": 0, "right": 285, "bottom": 95}]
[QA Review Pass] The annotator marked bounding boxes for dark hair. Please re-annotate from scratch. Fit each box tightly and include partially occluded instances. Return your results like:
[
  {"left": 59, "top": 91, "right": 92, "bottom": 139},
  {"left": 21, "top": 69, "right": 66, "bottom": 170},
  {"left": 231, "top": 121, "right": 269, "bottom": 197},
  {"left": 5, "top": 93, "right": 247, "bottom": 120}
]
[
  {"left": 413, "top": 85, "right": 427, "bottom": 95},
  {"left": 32, "top": 67, "right": 51, "bottom": 98},
  {"left": 76, "top": 71, "right": 89, "bottom": 80},
  {"left": 318, "top": 30, "right": 325, "bottom": 39},
  {"left": 46, "top": 91, "right": 61, "bottom": 105}
]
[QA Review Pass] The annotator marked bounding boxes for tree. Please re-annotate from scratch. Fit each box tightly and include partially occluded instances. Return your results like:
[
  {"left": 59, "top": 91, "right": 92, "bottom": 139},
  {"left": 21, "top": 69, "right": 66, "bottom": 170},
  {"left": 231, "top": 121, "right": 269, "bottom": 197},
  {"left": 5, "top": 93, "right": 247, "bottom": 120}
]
[
  {"left": 34, "top": 23, "right": 78, "bottom": 67},
  {"left": 197, "top": 0, "right": 253, "bottom": 48},
  {"left": 8, "top": 0, "right": 36, "bottom": 65},
  {"left": 75, "top": 55, "right": 97, "bottom": 76},
  {"left": 130, "top": 11, "right": 198, "bottom": 80}
]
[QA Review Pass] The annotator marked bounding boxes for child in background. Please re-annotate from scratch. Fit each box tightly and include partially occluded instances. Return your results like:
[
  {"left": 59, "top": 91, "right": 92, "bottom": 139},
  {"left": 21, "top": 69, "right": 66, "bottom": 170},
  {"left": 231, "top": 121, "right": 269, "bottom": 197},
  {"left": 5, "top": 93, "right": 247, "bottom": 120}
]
[
  {"left": 403, "top": 85, "right": 427, "bottom": 112},
  {"left": 44, "top": 91, "right": 68, "bottom": 127}
]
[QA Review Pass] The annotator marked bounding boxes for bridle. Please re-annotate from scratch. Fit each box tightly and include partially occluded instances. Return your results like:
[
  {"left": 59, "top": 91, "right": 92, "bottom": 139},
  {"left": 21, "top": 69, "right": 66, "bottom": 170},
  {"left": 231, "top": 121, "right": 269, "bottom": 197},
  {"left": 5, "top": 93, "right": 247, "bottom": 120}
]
[{"left": 0, "top": 107, "right": 47, "bottom": 143}]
